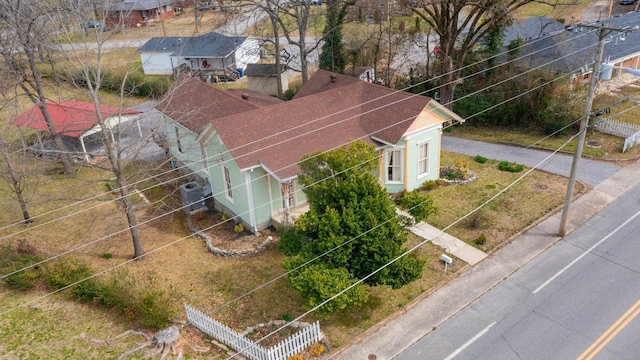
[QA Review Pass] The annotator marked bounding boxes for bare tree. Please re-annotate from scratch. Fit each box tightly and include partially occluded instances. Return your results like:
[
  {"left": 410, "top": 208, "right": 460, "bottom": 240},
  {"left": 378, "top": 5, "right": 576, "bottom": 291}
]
[
  {"left": 410, "top": 0, "right": 567, "bottom": 109},
  {"left": 0, "top": 0, "right": 75, "bottom": 174},
  {"left": 45, "top": 0, "right": 150, "bottom": 258},
  {"left": 0, "top": 92, "right": 38, "bottom": 224},
  {"left": 258, "top": 0, "right": 320, "bottom": 83}
]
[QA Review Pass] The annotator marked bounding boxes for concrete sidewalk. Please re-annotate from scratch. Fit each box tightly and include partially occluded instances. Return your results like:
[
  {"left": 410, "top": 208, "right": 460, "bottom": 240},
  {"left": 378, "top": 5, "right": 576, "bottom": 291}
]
[
  {"left": 334, "top": 159, "right": 640, "bottom": 360},
  {"left": 409, "top": 222, "right": 486, "bottom": 266}
]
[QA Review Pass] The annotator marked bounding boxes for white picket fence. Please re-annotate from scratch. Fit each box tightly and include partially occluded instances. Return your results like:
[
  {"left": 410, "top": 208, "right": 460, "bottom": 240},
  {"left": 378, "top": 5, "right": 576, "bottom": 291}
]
[
  {"left": 184, "top": 304, "right": 322, "bottom": 360},
  {"left": 594, "top": 119, "right": 640, "bottom": 137},
  {"left": 593, "top": 119, "right": 640, "bottom": 153}
]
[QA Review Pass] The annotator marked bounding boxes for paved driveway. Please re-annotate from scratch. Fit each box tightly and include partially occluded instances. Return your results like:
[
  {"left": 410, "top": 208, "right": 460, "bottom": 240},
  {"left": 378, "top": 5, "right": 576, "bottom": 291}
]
[{"left": 442, "top": 136, "right": 621, "bottom": 187}]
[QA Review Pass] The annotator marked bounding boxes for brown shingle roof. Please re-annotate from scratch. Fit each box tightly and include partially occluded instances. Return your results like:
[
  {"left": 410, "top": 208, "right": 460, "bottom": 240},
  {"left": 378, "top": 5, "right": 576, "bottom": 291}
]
[
  {"left": 213, "top": 71, "right": 434, "bottom": 180},
  {"left": 155, "top": 75, "right": 260, "bottom": 133},
  {"left": 225, "top": 89, "right": 284, "bottom": 107},
  {"left": 158, "top": 71, "right": 454, "bottom": 181},
  {"left": 292, "top": 69, "right": 362, "bottom": 99}
]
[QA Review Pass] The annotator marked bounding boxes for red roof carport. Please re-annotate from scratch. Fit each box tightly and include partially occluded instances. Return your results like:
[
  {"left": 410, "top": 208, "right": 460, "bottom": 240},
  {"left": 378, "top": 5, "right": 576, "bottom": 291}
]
[{"left": 12, "top": 100, "right": 142, "bottom": 162}]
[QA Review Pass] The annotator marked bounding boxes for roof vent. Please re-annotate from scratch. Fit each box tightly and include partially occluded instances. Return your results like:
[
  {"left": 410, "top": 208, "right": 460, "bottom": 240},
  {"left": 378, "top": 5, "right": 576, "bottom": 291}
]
[
  {"left": 242, "top": 93, "right": 249, "bottom": 100},
  {"left": 330, "top": 74, "right": 337, "bottom": 83}
]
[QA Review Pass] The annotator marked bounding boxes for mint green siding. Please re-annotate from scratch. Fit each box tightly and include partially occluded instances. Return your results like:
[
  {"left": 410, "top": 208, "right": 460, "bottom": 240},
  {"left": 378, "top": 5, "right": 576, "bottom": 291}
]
[
  {"left": 381, "top": 124, "right": 442, "bottom": 194},
  {"left": 164, "top": 118, "right": 207, "bottom": 177},
  {"left": 404, "top": 125, "right": 442, "bottom": 191},
  {"left": 246, "top": 168, "right": 274, "bottom": 229}
]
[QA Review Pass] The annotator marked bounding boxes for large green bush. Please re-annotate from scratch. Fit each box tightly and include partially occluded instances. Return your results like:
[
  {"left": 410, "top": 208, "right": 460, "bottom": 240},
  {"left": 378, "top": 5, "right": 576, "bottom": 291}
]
[
  {"left": 399, "top": 190, "right": 438, "bottom": 223},
  {"left": 41, "top": 259, "right": 101, "bottom": 302}
]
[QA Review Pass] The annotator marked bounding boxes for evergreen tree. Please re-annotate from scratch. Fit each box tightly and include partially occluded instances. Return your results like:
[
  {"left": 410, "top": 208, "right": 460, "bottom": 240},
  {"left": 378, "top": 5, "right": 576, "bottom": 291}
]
[
  {"left": 281, "top": 141, "right": 424, "bottom": 316},
  {"left": 319, "top": 0, "right": 349, "bottom": 73}
]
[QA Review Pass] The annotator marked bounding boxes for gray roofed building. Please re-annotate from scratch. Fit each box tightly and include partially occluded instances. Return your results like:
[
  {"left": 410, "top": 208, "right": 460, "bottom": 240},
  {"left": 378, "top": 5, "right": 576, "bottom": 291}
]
[
  {"left": 138, "top": 32, "right": 260, "bottom": 78},
  {"left": 139, "top": 32, "right": 248, "bottom": 58},
  {"left": 244, "top": 63, "right": 287, "bottom": 77},
  {"left": 175, "top": 32, "right": 247, "bottom": 58},
  {"left": 503, "top": 15, "right": 566, "bottom": 46},
  {"left": 111, "top": 0, "right": 175, "bottom": 11},
  {"left": 516, "top": 11, "right": 640, "bottom": 78}
]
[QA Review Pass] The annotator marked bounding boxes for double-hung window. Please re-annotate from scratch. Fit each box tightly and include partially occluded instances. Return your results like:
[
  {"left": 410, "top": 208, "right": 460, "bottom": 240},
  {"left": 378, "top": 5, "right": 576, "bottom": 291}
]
[
  {"left": 386, "top": 149, "right": 403, "bottom": 183},
  {"left": 223, "top": 166, "right": 233, "bottom": 200},
  {"left": 174, "top": 126, "right": 183, "bottom": 153},
  {"left": 417, "top": 142, "right": 429, "bottom": 177}
]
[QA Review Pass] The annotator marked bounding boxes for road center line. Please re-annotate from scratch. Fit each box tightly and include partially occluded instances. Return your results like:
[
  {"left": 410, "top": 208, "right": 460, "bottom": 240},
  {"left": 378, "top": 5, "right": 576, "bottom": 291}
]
[
  {"left": 577, "top": 298, "right": 640, "bottom": 360},
  {"left": 533, "top": 208, "right": 640, "bottom": 294},
  {"left": 443, "top": 321, "right": 496, "bottom": 360}
]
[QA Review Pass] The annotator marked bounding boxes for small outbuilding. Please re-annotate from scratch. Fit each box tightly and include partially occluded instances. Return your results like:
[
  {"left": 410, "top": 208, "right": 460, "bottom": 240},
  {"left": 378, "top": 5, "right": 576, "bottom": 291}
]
[
  {"left": 12, "top": 101, "right": 142, "bottom": 162},
  {"left": 244, "top": 63, "right": 289, "bottom": 96}
]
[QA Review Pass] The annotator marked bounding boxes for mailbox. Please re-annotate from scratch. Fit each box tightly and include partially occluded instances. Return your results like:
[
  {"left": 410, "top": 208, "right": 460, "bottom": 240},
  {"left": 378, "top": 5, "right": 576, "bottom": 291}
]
[{"left": 440, "top": 254, "right": 453, "bottom": 264}]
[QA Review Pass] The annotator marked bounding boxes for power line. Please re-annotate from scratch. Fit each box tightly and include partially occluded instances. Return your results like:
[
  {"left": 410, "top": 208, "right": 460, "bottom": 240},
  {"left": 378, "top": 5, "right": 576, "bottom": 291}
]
[
  {"left": 1, "top": 26, "right": 631, "bottom": 324},
  {"left": 0, "top": 25, "right": 597, "bottom": 236},
  {"left": 0, "top": 34, "right": 602, "bottom": 281},
  {"left": 225, "top": 136, "right": 579, "bottom": 360}
]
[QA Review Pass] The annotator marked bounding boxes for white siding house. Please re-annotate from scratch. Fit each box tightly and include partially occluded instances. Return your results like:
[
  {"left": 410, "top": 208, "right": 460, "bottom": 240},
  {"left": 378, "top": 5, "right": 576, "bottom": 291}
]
[{"left": 138, "top": 32, "right": 260, "bottom": 78}]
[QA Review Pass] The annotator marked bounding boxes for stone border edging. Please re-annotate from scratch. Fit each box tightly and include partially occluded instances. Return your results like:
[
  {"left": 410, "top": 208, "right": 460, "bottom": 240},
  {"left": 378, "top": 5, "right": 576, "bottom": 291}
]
[{"left": 187, "top": 216, "right": 273, "bottom": 256}]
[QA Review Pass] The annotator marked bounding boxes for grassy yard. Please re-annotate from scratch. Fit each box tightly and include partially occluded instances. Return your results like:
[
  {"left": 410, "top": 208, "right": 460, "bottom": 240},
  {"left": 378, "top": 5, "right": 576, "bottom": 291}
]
[
  {"left": 513, "top": 0, "right": 592, "bottom": 22},
  {"left": 0, "top": 146, "right": 579, "bottom": 358},
  {"left": 0, "top": 1, "right": 616, "bottom": 358}
]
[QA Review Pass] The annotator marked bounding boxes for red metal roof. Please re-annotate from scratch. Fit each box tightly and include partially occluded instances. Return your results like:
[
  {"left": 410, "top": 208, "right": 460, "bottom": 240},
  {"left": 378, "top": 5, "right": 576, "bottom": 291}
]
[{"left": 12, "top": 100, "right": 141, "bottom": 138}]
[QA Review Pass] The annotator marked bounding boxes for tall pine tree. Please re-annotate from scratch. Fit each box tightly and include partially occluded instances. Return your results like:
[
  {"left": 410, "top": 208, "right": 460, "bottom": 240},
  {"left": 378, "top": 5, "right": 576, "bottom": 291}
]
[{"left": 318, "top": 0, "right": 349, "bottom": 73}]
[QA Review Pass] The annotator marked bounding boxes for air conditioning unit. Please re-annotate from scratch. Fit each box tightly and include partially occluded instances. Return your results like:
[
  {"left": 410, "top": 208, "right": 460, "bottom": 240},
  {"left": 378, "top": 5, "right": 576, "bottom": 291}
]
[{"left": 180, "top": 182, "right": 205, "bottom": 211}]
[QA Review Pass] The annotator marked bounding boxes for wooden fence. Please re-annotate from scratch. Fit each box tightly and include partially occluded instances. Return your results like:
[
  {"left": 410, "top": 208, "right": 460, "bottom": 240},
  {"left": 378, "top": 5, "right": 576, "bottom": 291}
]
[
  {"left": 184, "top": 304, "right": 322, "bottom": 360},
  {"left": 593, "top": 119, "right": 640, "bottom": 153}
]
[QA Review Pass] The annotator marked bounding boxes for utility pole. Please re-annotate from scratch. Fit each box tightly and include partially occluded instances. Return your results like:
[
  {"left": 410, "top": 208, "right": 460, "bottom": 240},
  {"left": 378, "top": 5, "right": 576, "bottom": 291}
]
[{"left": 558, "top": 23, "right": 636, "bottom": 237}]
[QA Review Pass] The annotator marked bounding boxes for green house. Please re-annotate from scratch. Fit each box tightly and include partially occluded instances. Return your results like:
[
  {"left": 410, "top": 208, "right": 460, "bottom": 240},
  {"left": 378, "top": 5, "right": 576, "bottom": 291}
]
[{"left": 156, "top": 70, "right": 464, "bottom": 233}]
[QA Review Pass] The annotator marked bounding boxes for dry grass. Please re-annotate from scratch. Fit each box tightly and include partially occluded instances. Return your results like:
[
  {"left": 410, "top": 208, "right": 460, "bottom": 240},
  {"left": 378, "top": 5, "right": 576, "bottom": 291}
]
[
  {"left": 513, "top": 0, "right": 592, "bottom": 22},
  {"left": 447, "top": 124, "right": 640, "bottom": 162},
  {"left": 428, "top": 151, "right": 581, "bottom": 252},
  {"left": 0, "top": 3, "right": 608, "bottom": 358},
  {"left": 0, "top": 150, "right": 575, "bottom": 358}
]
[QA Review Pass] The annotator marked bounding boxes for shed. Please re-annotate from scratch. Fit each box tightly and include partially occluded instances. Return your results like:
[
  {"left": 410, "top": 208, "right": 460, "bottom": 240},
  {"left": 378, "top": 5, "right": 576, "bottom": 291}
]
[{"left": 244, "top": 63, "right": 289, "bottom": 96}]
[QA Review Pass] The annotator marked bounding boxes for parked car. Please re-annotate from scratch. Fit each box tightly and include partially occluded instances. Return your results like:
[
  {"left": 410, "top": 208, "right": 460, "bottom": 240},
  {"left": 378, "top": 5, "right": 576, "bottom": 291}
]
[
  {"left": 619, "top": 0, "right": 635, "bottom": 5},
  {"left": 83, "top": 20, "right": 106, "bottom": 31},
  {"left": 197, "top": 1, "right": 217, "bottom": 11}
]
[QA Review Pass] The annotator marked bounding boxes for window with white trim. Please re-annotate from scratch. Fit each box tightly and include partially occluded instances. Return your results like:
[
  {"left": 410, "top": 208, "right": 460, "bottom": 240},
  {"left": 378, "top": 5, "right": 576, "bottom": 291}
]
[
  {"left": 417, "top": 142, "right": 429, "bottom": 177},
  {"left": 386, "top": 149, "right": 403, "bottom": 182},
  {"left": 281, "top": 182, "right": 296, "bottom": 208},
  {"left": 174, "top": 126, "right": 183, "bottom": 153},
  {"left": 223, "top": 166, "right": 233, "bottom": 200}
]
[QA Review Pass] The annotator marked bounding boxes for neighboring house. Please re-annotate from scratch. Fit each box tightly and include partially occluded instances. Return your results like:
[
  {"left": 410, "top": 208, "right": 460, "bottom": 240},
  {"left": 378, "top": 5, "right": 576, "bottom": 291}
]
[
  {"left": 244, "top": 63, "right": 289, "bottom": 96},
  {"left": 106, "top": 0, "right": 184, "bottom": 29},
  {"left": 502, "top": 15, "right": 565, "bottom": 47},
  {"left": 344, "top": 66, "right": 376, "bottom": 83},
  {"left": 516, "top": 11, "right": 640, "bottom": 87},
  {"left": 11, "top": 101, "right": 142, "bottom": 162},
  {"left": 138, "top": 32, "right": 260, "bottom": 81},
  {"left": 156, "top": 70, "right": 464, "bottom": 233}
]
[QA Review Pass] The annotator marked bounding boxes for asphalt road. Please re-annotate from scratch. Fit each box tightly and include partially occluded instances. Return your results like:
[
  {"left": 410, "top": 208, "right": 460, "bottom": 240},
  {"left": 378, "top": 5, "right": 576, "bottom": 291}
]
[
  {"left": 396, "top": 181, "right": 640, "bottom": 360},
  {"left": 442, "top": 136, "right": 621, "bottom": 187}
]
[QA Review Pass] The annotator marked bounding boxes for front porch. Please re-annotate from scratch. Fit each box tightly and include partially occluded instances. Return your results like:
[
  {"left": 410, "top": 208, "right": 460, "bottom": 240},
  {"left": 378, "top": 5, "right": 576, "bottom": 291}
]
[
  {"left": 174, "top": 64, "right": 240, "bottom": 82},
  {"left": 271, "top": 203, "right": 309, "bottom": 229}
]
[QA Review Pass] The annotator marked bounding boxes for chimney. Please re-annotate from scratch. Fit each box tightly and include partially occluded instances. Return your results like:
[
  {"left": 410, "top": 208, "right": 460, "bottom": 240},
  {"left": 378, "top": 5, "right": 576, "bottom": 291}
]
[
  {"left": 330, "top": 74, "right": 337, "bottom": 83},
  {"left": 242, "top": 93, "right": 249, "bottom": 100}
]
